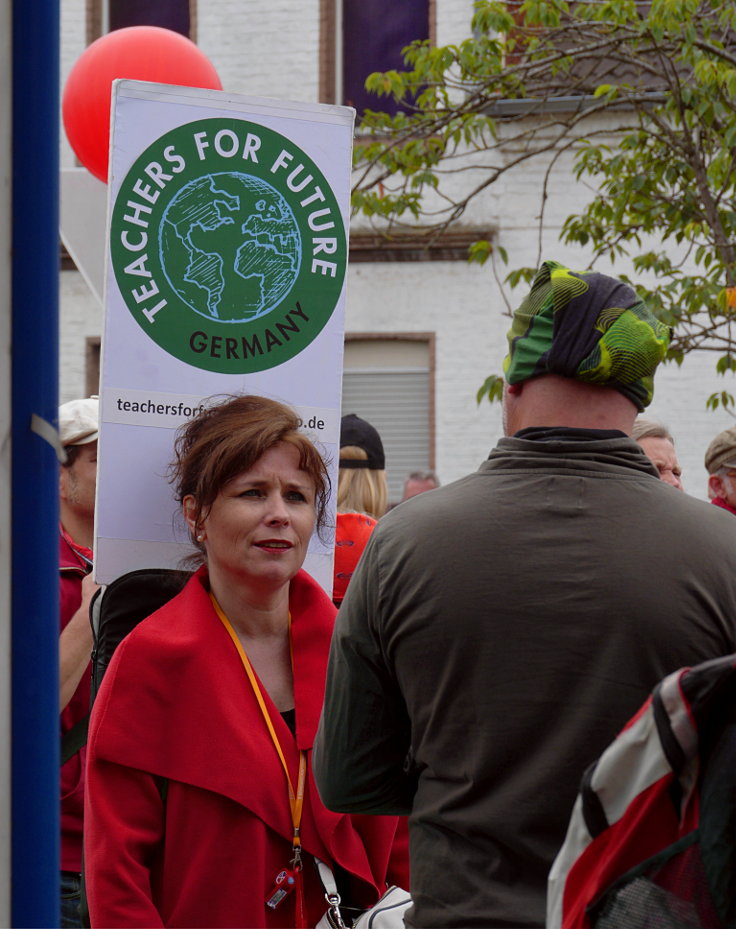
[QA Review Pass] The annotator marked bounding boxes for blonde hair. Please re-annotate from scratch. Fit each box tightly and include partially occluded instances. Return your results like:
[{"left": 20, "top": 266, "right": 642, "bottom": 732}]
[{"left": 337, "top": 446, "right": 388, "bottom": 519}]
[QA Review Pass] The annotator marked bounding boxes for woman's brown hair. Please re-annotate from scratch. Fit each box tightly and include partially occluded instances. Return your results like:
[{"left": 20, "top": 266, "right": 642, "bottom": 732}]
[{"left": 170, "top": 395, "right": 330, "bottom": 549}]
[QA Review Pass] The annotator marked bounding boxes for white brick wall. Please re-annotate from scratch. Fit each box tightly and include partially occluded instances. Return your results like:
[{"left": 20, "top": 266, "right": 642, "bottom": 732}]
[
  {"left": 346, "top": 260, "right": 501, "bottom": 485},
  {"left": 59, "top": 0, "right": 87, "bottom": 171},
  {"left": 435, "top": 0, "right": 476, "bottom": 46},
  {"left": 197, "top": 0, "right": 320, "bottom": 102},
  {"left": 59, "top": 271, "right": 103, "bottom": 403}
]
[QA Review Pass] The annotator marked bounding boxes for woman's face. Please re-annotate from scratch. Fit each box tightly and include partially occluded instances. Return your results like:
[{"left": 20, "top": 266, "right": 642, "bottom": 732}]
[{"left": 185, "top": 442, "right": 317, "bottom": 592}]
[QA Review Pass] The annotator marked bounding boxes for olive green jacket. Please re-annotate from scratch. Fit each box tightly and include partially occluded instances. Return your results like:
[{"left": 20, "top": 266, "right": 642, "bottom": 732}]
[{"left": 315, "top": 431, "right": 736, "bottom": 928}]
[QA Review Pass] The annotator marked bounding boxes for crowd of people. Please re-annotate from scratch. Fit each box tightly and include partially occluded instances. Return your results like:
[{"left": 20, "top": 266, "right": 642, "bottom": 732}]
[{"left": 58, "top": 258, "right": 736, "bottom": 929}]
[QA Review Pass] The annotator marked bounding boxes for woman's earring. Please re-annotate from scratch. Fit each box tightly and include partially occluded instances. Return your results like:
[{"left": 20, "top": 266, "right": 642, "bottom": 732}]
[{"left": 196, "top": 533, "right": 205, "bottom": 542}]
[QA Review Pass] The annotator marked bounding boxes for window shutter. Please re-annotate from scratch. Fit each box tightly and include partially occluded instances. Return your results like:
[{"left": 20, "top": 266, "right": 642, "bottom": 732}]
[{"left": 341, "top": 369, "right": 430, "bottom": 502}]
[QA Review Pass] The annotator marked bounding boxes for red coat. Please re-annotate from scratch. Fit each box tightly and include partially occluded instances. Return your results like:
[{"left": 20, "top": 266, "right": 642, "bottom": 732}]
[
  {"left": 84, "top": 567, "right": 408, "bottom": 928},
  {"left": 60, "top": 529, "right": 92, "bottom": 871}
]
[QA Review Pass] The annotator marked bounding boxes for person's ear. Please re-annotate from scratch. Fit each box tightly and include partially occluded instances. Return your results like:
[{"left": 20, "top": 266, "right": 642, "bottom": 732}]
[
  {"left": 502, "top": 380, "right": 525, "bottom": 436},
  {"left": 182, "top": 495, "right": 200, "bottom": 537},
  {"left": 708, "top": 473, "right": 723, "bottom": 499}
]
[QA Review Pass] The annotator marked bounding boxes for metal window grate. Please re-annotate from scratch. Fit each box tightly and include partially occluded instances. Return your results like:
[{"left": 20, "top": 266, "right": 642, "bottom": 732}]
[{"left": 342, "top": 370, "right": 430, "bottom": 502}]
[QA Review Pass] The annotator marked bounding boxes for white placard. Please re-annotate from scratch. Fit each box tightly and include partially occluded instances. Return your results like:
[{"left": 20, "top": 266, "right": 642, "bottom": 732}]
[{"left": 95, "top": 80, "right": 355, "bottom": 589}]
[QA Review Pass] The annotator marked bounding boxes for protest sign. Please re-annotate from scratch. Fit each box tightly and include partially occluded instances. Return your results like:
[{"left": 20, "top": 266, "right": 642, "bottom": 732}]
[{"left": 95, "top": 80, "right": 355, "bottom": 589}]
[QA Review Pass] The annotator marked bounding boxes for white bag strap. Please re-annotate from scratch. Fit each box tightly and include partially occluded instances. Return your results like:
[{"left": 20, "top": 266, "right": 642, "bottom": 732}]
[
  {"left": 315, "top": 858, "right": 348, "bottom": 928},
  {"left": 315, "top": 858, "right": 339, "bottom": 897}
]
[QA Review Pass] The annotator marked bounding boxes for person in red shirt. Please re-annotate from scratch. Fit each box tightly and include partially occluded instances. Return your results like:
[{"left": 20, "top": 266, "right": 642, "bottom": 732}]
[
  {"left": 333, "top": 414, "right": 388, "bottom": 606},
  {"left": 400, "top": 470, "right": 440, "bottom": 502},
  {"left": 705, "top": 425, "right": 736, "bottom": 515},
  {"left": 58, "top": 397, "right": 100, "bottom": 928}
]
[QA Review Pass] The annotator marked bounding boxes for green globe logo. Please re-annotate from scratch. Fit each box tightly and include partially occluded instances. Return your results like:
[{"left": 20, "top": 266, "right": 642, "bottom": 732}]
[
  {"left": 160, "top": 172, "right": 301, "bottom": 323},
  {"left": 111, "top": 117, "right": 347, "bottom": 374}
]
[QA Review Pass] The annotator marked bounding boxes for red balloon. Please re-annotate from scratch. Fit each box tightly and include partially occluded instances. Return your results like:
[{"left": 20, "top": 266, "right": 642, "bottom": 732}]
[{"left": 62, "top": 26, "right": 222, "bottom": 183}]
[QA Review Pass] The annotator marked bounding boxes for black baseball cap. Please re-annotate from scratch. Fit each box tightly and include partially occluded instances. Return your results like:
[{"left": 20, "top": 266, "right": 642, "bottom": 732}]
[{"left": 339, "top": 413, "right": 385, "bottom": 470}]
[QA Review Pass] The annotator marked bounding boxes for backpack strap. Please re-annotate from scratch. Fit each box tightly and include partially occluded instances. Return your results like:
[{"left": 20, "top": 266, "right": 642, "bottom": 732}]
[
  {"left": 66, "top": 568, "right": 192, "bottom": 767},
  {"left": 61, "top": 713, "right": 89, "bottom": 765}
]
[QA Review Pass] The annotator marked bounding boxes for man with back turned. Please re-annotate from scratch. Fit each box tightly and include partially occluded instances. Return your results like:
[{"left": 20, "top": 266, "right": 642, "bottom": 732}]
[{"left": 314, "top": 260, "right": 736, "bottom": 928}]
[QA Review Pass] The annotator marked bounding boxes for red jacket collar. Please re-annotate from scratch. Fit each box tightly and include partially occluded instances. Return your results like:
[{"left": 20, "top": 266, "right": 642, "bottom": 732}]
[
  {"left": 59, "top": 527, "right": 93, "bottom": 572},
  {"left": 89, "top": 568, "right": 340, "bottom": 848},
  {"left": 711, "top": 496, "right": 736, "bottom": 516}
]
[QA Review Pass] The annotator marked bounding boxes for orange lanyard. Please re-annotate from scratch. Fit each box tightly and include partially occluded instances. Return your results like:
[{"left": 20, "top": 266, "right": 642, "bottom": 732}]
[{"left": 210, "top": 593, "right": 307, "bottom": 871}]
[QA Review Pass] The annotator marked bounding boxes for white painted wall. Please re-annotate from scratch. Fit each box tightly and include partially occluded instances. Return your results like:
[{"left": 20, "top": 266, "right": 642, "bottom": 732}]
[
  {"left": 197, "top": 0, "right": 321, "bottom": 102},
  {"left": 59, "top": 271, "right": 103, "bottom": 403},
  {"left": 435, "top": 0, "right": 476, "bottom": 46},
  {"left": 345, "top": 260, "right": 501, "bottom": 487},
  {"left": 59, "top": 0, "right": 87, "bottom": 171},
  {"left": 59, "top": 0, "right": 736, "bottom": 502}
]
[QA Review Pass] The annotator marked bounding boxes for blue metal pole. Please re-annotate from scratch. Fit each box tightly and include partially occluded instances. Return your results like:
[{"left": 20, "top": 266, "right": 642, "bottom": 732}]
[{"left": 11, "top": 0, "right": 61, "bottom": 925}]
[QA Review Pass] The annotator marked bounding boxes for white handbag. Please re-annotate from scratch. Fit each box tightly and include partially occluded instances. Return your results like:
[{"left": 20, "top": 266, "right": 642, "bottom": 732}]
[{"left": 315, "top": 858, "right": 412, "bottom": 929}]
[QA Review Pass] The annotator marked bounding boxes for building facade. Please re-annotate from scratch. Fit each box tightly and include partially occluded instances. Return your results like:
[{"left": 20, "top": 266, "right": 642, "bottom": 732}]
[{"left": 59, "top": 0, "right": 736, "bottom": 500}]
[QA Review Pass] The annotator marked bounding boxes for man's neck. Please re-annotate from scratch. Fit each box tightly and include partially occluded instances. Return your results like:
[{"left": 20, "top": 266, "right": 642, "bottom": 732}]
[
  {"left": 503, "top": 375, "right": 639, "bottom": 437},
  {"left": 60, "top": 508, "right": 94, "bottom": 550}
]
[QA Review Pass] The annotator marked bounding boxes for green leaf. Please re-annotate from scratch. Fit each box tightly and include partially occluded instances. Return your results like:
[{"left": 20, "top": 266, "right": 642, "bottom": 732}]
[
  {"left": 715, "top": 355, "right": 736, "bottom": 376},
  {"left": 468, "top": 239, "right": 493, "bottom": 264},
  {"left": 706, "top": 391, "right": 736, "bottom": 411},
  {"left": 476, "top": 374, "right": 505, "bottom": 406}
]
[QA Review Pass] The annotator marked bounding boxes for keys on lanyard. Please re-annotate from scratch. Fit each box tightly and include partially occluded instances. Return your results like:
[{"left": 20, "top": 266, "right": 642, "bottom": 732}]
[
  {"left": 265, "top": 830, "right": 304, "bottom": 911},
  {"left": 265, "top": 867, "right": 299, "bottom": 910}
]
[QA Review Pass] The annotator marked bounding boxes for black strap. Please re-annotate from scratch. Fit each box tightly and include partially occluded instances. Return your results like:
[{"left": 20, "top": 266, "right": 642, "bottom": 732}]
[
  {"left": 61, "top": 714, "right": 89, "bottom": 766},
  {"left": 580, "top": 760, "right": 609, "bottom": 838},
  {"left": 652, "top": 684, "right": 686, "bottom": 774}
]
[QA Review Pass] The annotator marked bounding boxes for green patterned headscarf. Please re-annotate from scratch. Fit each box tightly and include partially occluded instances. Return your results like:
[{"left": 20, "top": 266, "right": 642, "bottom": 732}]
[{"left": 503, "top": 260, "right": 670, "bottom": 411}]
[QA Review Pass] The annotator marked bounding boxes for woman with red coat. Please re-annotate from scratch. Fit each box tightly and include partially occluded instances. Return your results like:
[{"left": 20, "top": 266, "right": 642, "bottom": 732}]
[{"left": 84, "top": 395, "right": 409, "bottom": 928}]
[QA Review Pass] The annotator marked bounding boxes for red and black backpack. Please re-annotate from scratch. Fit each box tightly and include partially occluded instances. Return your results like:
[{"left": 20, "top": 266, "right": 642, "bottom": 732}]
[{"left": 548, "top": 653, "right": 736, "bottom": 929}]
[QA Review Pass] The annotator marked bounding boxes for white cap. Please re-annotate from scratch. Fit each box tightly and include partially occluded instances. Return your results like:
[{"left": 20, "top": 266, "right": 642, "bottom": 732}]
[{"left": 59, "top": 397, "right": 99, "bottom": 447}]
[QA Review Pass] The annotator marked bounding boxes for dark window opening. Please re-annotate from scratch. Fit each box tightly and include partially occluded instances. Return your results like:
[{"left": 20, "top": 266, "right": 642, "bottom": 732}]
[
  {"left": 107, "top": 0, "right": 191, "bottom": 37},
  {"left": 342, "top": 0, "right": 429, "bottom": 116}
]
